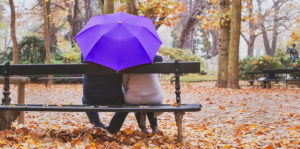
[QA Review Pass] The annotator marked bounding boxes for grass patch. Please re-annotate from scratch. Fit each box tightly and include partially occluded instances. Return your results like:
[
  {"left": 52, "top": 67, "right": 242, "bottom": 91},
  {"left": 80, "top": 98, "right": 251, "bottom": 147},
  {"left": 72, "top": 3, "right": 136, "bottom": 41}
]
[{"left": 161, "top": 74, "right": 217, "bottom": 82}]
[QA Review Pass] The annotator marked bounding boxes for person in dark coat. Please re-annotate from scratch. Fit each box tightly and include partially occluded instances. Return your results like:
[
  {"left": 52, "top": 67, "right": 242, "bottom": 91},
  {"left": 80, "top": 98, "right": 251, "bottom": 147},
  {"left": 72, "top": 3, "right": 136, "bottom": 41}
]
[{"left": 81, "top": 55, "right": 127, "bottom": 133}]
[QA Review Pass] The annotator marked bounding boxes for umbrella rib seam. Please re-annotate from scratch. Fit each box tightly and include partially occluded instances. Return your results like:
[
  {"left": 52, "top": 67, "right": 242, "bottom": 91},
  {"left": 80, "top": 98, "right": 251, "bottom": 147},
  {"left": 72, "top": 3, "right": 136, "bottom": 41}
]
[
  {"left": 133, "top": 37, "right": 153, "bottom": 62},
  {"left": 84, "top": 24, "right": 120, "bottom": 62}
]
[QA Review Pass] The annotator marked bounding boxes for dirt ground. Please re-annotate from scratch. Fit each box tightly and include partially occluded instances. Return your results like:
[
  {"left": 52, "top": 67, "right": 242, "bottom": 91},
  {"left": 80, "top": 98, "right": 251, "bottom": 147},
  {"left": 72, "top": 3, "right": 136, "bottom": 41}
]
[{"left": 0, "top": 82, "right": 299, "bottom": 148}]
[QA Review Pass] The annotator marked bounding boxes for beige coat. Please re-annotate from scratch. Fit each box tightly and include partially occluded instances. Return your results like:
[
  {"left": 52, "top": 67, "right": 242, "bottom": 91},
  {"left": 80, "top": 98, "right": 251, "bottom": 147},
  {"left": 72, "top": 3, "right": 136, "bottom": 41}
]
[{"left": 122, "top": 74, "right": 164, "bottom": 104}]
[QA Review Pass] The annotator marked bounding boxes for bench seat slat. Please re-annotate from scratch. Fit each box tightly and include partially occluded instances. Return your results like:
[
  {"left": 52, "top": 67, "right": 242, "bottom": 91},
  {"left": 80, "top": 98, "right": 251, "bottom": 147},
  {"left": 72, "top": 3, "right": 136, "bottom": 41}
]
[{"left": 0, "top": 104, "right": 201, "bottom": 112}]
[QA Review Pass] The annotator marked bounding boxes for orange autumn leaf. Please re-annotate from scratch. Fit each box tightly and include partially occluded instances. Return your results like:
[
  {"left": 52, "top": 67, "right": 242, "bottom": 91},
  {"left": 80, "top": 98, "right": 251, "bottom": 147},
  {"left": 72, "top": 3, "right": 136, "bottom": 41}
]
[
  {"left": 256, "top": 131, "right": 264, "bottom": 135},
  {"left": 124, "top": 129, "right": 134, "bottom": 135},
  {"left": 219, "top": 105, "right": 225, "bottom": 110},
  {"left": 172, "top": 102, "right": 179, "bottom": 106},
  {"left": 240, "top": 102, "right": 246, "bottom": 106},
  {"left": 264, "top": 145, "right": 274, "bottom": 149}
]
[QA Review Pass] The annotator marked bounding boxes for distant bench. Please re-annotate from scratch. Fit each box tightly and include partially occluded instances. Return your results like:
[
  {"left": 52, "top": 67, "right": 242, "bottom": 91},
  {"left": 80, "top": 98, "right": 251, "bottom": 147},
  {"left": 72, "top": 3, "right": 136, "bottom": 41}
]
[
  {"left": 246, "top": 69, "right": 300, "bottom": 88},
  {"left": 0, "top": 60, "right": 202, "bottom": 142}
]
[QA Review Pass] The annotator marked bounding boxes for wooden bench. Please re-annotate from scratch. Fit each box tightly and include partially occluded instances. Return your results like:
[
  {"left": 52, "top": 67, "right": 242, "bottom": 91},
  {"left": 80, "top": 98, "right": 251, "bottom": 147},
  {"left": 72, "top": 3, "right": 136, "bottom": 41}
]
[
  {"left": 247, "top": 69, "right": 300, "bottom": 88},
  {"left": 0, "top": 60, "right": 202, "bottom": 142},
  {"left": 0, "top": 76, "right": 30, "bottom": 124}
]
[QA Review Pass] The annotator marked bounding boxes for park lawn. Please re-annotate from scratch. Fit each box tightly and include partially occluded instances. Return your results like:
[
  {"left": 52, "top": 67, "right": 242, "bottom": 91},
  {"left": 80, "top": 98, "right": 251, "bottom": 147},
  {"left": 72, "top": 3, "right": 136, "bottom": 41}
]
[
  {"left": 162, "top": 74, "right": 217, "bottom": 82},
  {"left": 0, "top": 83, "right": 299, "bottom": 148}
]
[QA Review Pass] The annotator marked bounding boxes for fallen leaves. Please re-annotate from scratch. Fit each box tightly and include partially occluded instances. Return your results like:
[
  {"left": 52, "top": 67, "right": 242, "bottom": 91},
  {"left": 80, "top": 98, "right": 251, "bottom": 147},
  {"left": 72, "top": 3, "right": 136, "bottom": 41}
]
[
  {"left": 0, "top": 126, "right": 183, "bottom": 148},
  {"left": 124, "top": 129, "right": 134, "bottom": 135},
  {"left": 219, "top": 105, "right": 225, "bottom": 110},
  {"left": 171, "top": 102, "right": 178, "bottom": 106},
  {"left": 0, "top": 83, "right": 299, "bottom": 148}
]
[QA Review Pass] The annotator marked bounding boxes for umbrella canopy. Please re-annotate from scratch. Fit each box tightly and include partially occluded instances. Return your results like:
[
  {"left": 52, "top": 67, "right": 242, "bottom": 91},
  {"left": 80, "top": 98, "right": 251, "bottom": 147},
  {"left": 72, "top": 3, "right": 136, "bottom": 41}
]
[{"left": 75, "top": 12, "right": 162, "bottom": 71}]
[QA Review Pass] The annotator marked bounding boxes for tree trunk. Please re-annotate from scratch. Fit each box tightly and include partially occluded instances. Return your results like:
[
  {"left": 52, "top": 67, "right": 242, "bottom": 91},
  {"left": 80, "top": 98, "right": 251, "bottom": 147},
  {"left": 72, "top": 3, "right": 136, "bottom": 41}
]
[
  {"left": 262, "top": 27, "right": 272, "bottom": 55},
  {"left": 104, "top": 0, "right": 114, "bottom": 14},
  {"left": 44, "top": 0, "right": 52, "bottom": 85},
  {"left": 98, "top": 0, "right": 104, "bottom": 14},
  {"left": 247, "top": 0, "right": 255, "bottom": 56},
  {"left": 177, "top": 14, "right": 200, "bottom": 49},
  {"left": 210, "top": 30, "right": 218, "bottom": 57},
  {"left": 70, "top": 0, "right": 80, "bottom": 46},
  {"left": 201, "top": 29, "right": 211, "bottom": 57},
  {"left": 227, "top": 0, "right": 241, "bottom": 89},
  {"left": 50, "top": 23, "right": 57, "bottom": 50},
  {"left": 258, "top": 0, "right": 281, "bottom": 57},
  {"left": 126, "top": 0, "right": 138, "bottom": 15},
  {"left": 9, "top": 0, "right": 18, "bottom": 64},
  {"left": 44, "top": 1, "right": 50, "bottom": 64},
  {"left": 270, "top": 1, "right": 280, "bottom": 56},
  {"left": 176, "top": 0, "right": 204, "bottom": 49},
  {"left": 85, "top": 0, "right": 93, "bottom": 24},
  {"left": 216, "top": 0, "right": 230, "bottom": 88},
  {"left": 248, "top": 35, "right": 255, "bottom": 56}
]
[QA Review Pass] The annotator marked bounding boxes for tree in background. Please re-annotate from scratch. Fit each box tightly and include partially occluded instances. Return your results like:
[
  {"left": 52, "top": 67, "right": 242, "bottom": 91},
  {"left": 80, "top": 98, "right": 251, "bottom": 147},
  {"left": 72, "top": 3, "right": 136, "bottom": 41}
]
[
  {"left": 84, "top": 0, "right": 92, "bottom": 24},
  {"left": 288, "top": 27, "right": 300, "bottom": 46},
  {"left": 43, "top": 0, "right": 51, "bottom": 65},
  {"left": 126, "top": 0, "right": 138, "bottom": 15},
  {"left": 227, "top": 0, "right": 242, "bottom": 89},
  {"left": 137, "top": 0, "right": 185, "bottom": 30},
  {"left": 116, "top": 0, "right": 185, "bottom": 30},
  {"left": 257, "top": 0, "right": 299, "bottom": 56},
  {"left": 43, "top": 0, "right": 53, "bottom": 85},
  {"left": 214, "top": 0, "right": 242, "bottom": 88},
  {"left": 175, "top": 0, "right": 205, "bottom": 50},
  {"left": 196, "top": 0, "right": 219, "bottom": 58},
  {"left": 9, "top": 0, "right": 18, "bottom": 64},
  {"left": 216, "top": 0, "right": 230, "bottom": 88},
  {"left": 98, "top": 0, "right": 114, "bottom": 14},
  {"left": 70, "top": 0, "right": 80, "bottom": 46},
  {"left": 240, "top": 0, "right": 259, "bottom": 56},
  {"left": 103, "top": 0, "right": 114, "bottom": 14}
]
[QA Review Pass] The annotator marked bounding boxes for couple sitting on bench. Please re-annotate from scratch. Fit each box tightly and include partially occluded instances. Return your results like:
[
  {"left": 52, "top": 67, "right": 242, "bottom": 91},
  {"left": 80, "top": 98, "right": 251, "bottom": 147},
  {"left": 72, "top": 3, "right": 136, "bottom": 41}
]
[{"left": 82, "top": 55, "right": 164, "bottom": 134}]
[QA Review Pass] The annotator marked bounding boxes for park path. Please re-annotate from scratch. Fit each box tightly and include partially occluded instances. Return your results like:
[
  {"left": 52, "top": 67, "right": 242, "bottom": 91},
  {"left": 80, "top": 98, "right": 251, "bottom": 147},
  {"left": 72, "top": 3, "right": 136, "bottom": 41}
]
[{"left": 0, "top": 83, "right": 299, "bottom": 148}]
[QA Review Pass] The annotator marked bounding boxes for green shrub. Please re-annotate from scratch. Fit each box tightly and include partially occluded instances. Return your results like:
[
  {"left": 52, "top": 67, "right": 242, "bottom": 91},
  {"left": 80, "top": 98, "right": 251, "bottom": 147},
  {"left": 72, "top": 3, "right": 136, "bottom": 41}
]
[
  {"left": 61, "top": 43, "right": 81, "bottom": 64},
  {"left": 289, "top": 59, "right": 300, "bottom": 79},
  {"left": 159, "top": 47, "right": 206, "bottom": 74},
  {"left": 276, "top": 49, "right": 291, "bottom": 68},
  {"left": 0, "top": 36, "right": 62, "bottom": 64},
  {"left": 290, "top": 59, "right": 300, "bottom": 69},
  {"left": 239, "top": 55, "right": 284, "bottom": 80},
  {"left": 159, "top": 47, "right": 202, "bottom": 62},
  {"left": 251, "top": 55, "right": 283, "bottom": 70},
  {"left": 239, "top": 56, "right": 256, "bottom": 80}
]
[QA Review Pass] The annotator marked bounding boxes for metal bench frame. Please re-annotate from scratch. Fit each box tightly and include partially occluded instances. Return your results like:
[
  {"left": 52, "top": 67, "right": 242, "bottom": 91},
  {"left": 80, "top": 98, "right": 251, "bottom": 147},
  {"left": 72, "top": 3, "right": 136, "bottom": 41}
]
[
  {"left": 0, "top": 60, "right": 201, "bottom": 142},
  {"left": 247, "top": 69, "right": 300, "bottom": 88}
]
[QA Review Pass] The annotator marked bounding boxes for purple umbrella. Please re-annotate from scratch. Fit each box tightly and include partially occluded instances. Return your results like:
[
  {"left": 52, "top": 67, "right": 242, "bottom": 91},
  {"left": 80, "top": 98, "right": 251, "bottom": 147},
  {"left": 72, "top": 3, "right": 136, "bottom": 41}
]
[{"left": 75, "top": 12, "right": 162, "bottom": 71}]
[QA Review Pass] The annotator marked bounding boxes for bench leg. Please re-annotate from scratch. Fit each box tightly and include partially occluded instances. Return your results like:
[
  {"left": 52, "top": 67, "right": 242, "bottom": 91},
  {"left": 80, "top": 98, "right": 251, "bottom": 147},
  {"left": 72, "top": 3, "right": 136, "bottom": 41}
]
[
  {"left": 17, "top": 83, "right": 25, "bottom": 124},
  {"left": 174, "top": 112, "right": 184, "bottom": 142},
  {"left": 140, "top": 112, "right": 146, "bottom": 129},
  {"left": 262, "top": 81, "right": 267, "bottom": 88},
  {"left": 249, "top": 80, "right": 254, "bottom": 86},
  {"left": 0, "top": 111, "right": 19, "bottom": 130}
]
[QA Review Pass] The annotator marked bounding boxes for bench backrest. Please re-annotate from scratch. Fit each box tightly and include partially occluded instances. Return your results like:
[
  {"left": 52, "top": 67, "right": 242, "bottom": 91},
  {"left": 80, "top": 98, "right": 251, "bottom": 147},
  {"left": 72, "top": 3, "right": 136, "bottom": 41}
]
[
  {"left": 0, "top": 61, "right": 200, "bottom": 75},
  {"left": 0, "top": 60, "right": 200, "bottom": 105},
  {"left": 262, "top": 69, "right": 300, "bottom": 74}
]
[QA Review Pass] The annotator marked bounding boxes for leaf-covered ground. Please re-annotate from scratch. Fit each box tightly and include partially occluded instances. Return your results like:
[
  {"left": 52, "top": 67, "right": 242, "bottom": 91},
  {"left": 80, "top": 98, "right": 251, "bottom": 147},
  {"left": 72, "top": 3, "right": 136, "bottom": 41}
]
[{"left": 0, "top": 83, "right": 299, "bottom": 148}]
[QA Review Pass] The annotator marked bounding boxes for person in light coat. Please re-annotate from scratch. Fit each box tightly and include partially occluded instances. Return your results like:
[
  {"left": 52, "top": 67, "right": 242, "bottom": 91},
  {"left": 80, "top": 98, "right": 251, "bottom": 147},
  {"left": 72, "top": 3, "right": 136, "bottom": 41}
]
[{"left": 123, "top": 55, "right": 164, "bottom": 133}]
